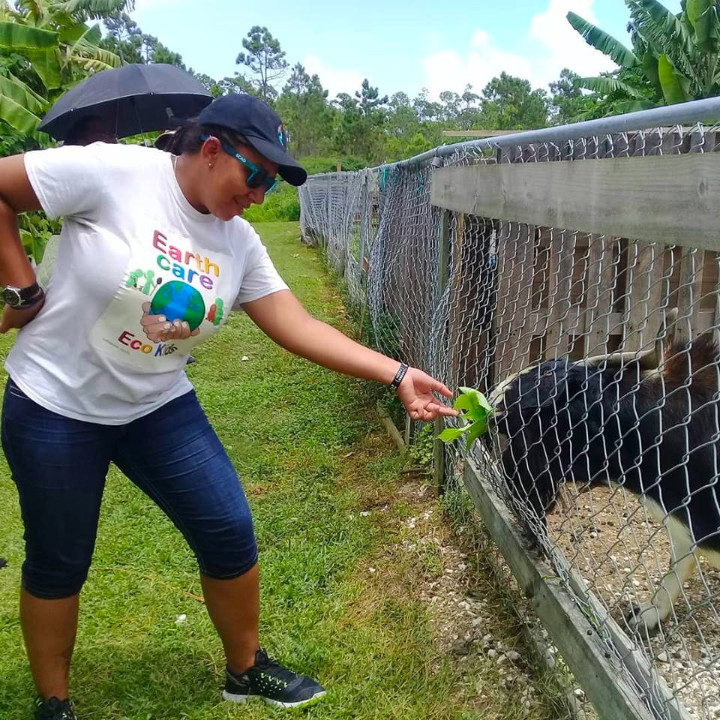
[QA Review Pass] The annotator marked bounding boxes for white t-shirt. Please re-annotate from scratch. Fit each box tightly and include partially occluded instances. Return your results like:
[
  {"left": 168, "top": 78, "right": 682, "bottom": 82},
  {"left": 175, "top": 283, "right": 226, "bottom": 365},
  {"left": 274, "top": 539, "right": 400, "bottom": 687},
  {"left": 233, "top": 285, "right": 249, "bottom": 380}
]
[{"left": 6, "top": 143, "right": 288, "bottom": 425}]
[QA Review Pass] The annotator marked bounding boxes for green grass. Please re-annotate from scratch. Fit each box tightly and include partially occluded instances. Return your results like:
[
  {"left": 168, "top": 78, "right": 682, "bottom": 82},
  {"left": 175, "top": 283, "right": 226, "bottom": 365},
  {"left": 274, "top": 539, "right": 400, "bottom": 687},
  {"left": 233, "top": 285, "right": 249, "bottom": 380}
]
[
  {"left": 0, "top": 222, "right": 556, "bottom": 720},
  {"left": 243, "top": 184, "right": 300, "bottom": 223}
]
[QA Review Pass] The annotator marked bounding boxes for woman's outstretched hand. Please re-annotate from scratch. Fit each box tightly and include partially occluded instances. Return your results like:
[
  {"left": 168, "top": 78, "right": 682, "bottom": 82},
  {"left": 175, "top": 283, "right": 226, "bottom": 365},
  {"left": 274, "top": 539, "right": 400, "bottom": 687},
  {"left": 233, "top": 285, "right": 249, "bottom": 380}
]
[{"left": 397, "top": 367, "right": 458, "bottom": 422}]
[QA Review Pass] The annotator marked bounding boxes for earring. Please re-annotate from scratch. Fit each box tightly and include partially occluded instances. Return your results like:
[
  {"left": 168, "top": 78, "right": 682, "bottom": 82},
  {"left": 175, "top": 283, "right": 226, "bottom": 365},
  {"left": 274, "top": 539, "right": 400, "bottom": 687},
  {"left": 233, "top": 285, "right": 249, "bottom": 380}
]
[{"left": 208, "top": 163, "right": 213, "bottom": 169}]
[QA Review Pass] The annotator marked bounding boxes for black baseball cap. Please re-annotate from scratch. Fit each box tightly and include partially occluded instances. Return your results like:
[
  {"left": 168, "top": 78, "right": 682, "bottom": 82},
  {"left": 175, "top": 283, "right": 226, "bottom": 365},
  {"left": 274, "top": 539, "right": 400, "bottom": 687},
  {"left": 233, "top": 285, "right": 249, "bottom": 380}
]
[{"left": 197, "top": 94, "right": 307, "bottom": 186}]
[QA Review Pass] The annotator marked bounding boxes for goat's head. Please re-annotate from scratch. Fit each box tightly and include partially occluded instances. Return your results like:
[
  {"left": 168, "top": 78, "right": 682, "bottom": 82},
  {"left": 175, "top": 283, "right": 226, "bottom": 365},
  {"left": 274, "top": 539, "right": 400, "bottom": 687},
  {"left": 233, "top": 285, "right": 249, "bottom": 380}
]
[
  {"left": 494, "top": 358, "right": 594, "bottom": 435},
  {"left": 493, "top": 358, "right": 604, "bottom": 530}
]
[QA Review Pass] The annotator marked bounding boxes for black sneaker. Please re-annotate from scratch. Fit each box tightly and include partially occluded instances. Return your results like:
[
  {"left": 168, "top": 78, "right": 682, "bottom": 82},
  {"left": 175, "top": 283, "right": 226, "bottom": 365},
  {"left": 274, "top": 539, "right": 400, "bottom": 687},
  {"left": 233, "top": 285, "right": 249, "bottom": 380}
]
[
  {"left": 33, "top": 697, "right": 77, "bottom": 720},
  {"left": 223, "top": 649, "right": 326, "bottom": 709}
]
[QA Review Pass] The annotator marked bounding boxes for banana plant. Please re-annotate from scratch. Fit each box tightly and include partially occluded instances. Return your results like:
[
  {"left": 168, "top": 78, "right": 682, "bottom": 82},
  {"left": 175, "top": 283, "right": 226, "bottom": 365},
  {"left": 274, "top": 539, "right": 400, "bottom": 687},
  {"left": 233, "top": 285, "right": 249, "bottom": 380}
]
[
  {"left": 0, "top": 0, "right": 129, "bottom": 133},
  {"left": 567, "top": 0, "right": 720, "bottom": 116}
]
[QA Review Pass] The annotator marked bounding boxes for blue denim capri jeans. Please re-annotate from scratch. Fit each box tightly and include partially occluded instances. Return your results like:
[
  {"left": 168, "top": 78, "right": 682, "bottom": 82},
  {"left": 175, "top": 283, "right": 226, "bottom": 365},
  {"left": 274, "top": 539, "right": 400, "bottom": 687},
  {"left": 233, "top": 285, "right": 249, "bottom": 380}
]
[{"left": 1, "top": 378, "right": 258, "bottom": 599}]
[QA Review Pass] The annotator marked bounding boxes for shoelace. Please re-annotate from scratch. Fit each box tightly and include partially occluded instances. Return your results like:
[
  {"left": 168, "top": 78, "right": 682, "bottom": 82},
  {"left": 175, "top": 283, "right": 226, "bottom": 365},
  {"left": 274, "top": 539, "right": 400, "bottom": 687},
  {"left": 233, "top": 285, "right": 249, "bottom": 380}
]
[{"left": 253, "top": 650, "right": 297, "bottom": 685}]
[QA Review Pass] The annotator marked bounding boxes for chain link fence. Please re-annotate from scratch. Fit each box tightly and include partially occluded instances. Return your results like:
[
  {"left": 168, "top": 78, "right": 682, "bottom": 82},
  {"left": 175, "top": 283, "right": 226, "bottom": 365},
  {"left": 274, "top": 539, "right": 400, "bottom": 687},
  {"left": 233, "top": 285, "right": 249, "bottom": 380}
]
[{"left": 298, "top": 99, "right": 720, "bottom": 720}]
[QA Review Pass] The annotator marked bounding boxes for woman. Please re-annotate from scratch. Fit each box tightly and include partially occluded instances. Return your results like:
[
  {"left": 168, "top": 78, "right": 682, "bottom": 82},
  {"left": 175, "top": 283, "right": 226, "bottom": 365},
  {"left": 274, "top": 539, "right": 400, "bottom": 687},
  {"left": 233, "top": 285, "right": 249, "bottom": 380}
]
[{"left": 0, "top": 94, "right": 456, "bottom": 720}]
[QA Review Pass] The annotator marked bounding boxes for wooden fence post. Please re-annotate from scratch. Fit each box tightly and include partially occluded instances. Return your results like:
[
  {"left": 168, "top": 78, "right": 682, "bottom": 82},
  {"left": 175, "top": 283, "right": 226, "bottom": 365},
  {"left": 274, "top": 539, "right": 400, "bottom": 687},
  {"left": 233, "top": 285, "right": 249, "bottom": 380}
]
[
  {"left": 624, "top": 240, "right": 665, "bottom": 353},
  {"left": 674, "top": 248, "right": 703, "bottom": 345}
]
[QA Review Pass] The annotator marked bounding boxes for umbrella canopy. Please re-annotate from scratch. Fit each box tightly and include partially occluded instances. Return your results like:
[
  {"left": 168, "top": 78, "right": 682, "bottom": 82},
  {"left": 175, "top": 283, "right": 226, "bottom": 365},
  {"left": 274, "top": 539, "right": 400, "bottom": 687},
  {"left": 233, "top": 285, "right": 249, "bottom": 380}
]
[{"left": 38, "top": 64, "right": 213, "bottom": 141}]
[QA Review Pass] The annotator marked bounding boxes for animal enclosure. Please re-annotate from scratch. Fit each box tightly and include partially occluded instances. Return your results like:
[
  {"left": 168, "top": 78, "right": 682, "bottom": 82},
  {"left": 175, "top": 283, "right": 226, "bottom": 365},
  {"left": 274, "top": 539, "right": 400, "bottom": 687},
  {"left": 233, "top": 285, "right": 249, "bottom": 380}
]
[{"left": 299, "top": 102, "right": 720, "bottom": 720}]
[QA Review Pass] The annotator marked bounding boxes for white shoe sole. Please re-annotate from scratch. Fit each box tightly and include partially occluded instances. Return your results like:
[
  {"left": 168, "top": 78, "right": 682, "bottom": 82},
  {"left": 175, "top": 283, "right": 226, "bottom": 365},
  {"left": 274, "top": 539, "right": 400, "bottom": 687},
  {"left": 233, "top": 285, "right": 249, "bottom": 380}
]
[{"left": 223, "top": 689, "right": 326, "bottom": 708}]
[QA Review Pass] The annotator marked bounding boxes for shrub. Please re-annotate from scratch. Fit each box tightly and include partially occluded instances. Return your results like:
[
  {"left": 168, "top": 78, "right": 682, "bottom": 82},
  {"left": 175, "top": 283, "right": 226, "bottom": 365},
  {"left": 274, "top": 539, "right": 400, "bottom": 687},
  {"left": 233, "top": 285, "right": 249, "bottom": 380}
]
[{"left": 243, "top": 182, "right": 300, "bottom": 222}]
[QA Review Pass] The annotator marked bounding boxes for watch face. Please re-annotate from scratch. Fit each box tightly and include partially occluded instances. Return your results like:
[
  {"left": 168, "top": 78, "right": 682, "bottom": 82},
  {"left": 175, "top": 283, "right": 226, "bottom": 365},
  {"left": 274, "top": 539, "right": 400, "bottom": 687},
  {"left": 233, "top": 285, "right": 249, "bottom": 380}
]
[{"left": 3, "top": 288, "right": 20, "bottom": 307}]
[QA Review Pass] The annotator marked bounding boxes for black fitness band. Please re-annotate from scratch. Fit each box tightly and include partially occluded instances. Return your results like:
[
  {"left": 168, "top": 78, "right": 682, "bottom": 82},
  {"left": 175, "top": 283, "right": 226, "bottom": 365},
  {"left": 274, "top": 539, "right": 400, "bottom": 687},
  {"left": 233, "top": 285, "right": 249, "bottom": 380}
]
[{"left": 390, "top": 363, "right": 408, "bottom": 389}]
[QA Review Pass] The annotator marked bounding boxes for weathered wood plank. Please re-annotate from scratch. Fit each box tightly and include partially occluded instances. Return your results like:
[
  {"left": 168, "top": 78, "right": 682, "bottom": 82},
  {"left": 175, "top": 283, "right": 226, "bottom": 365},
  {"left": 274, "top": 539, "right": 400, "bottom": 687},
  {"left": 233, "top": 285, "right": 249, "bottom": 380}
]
[
  {"left": 674, "top": 248, "right": 704, "bottom": 345},
  {"left": 586, "top": 235, "right": 617, "bottom": 355},
  {"left": 433, "top": 210, "right": 451, "bottom": 493},
  {"left": 624, "top": 241, "right": 665, "bottom": 353},
  {"left": 527, "top": 307, "right": 713, "bottom": 340},
  {"left": 493, "top": 223, "right": 534, "bottom": 381},
  {"left": 545, "top": 230, "right": 574, "bottom": 356},
  {"left": 431, "top": 154, "right": 720, "bottom": 251},
  {"left": 448, "top": 213, "right": 467, "bottom": 388},
  {"left": 712, "top": 254, "right": 720, "bottom": 346}
]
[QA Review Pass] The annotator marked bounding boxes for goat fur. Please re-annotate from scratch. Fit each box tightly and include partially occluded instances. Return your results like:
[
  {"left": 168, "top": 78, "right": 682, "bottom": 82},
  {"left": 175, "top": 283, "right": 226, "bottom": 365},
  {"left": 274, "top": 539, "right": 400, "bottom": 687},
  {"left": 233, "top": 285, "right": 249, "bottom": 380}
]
[{"left": 493, "top": 333, "right": 720, "bottom": 633}]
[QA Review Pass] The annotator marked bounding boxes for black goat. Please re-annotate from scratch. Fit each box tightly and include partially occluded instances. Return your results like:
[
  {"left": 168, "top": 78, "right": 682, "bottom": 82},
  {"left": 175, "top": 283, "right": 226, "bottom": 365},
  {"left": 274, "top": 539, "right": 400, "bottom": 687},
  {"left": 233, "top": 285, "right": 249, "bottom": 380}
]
[{"left": 491, "top": 333, "right": 720, "bottom": 634}]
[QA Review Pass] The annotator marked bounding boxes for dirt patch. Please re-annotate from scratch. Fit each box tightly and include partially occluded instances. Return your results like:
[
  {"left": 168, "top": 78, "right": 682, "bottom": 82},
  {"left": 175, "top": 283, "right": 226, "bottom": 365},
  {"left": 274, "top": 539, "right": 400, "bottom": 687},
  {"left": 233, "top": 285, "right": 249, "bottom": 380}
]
[{"left": 345, "top": 467, "right": 580, "bottom": 720}]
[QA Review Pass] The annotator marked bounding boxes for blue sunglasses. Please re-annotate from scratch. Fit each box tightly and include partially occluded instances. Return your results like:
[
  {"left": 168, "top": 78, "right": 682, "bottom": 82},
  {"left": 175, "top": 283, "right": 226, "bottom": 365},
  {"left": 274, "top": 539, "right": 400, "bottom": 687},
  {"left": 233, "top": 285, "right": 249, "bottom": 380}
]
[{"left": 201, "top": 133, "right": 278, "bottom": 193}]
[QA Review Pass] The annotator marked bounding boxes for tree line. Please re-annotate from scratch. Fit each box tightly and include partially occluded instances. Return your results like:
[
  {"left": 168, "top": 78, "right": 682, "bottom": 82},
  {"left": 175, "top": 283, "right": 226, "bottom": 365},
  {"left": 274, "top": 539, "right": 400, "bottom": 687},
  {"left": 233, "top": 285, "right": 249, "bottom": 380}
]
[
  {"left": 97, "top": 14, "right": 563, "bottom": 168},
  {"left": 99, "top": 1, "right": 720, "bottom": 168},
  {"left": 2, "top": 0, "right": 720, "bottom": 172}
]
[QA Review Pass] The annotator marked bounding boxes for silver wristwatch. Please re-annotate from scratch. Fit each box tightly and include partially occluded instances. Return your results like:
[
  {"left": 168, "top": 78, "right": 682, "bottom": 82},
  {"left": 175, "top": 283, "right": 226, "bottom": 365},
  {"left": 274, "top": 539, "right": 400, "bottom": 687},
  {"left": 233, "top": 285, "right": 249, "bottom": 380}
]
[{"left": 2, "top": 281, "right": 44, "bottom": 309}]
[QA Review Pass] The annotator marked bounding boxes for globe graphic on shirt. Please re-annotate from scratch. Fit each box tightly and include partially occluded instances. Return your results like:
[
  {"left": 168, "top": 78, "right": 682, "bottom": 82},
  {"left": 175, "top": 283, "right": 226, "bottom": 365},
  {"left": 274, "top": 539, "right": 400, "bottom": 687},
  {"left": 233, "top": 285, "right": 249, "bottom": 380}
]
[{"left": 150, "top": 281, "right": 206, "bottom": 331}]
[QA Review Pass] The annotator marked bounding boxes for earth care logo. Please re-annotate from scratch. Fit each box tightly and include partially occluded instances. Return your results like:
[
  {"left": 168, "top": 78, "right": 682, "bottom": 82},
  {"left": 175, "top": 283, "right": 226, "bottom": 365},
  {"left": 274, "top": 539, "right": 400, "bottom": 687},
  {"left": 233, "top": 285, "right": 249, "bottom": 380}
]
[{"left": 115, "top": 229, "right": 230, "bottom": 358}]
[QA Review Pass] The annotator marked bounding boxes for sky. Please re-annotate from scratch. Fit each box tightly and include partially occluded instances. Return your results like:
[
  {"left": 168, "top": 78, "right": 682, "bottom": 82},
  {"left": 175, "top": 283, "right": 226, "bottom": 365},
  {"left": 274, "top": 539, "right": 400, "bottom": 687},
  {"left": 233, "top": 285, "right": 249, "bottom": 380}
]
[{"left": 129, "top": 0, "right": 683, "bottom": 100}]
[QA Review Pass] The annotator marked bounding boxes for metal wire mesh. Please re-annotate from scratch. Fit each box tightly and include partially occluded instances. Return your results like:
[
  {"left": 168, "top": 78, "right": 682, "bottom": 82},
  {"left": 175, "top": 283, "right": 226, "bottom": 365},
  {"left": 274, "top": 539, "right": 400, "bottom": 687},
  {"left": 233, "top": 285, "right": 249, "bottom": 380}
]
[{"left": 299, "top": 117, "right": 720, "bottom": 720}]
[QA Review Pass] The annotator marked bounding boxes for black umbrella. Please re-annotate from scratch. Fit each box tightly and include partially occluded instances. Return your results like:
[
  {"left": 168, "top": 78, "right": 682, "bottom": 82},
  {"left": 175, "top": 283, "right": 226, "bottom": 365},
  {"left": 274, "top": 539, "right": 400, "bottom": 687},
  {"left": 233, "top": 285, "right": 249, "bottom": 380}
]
[{"left": 38, "top": 63, "right": 213, "bottom": 141}]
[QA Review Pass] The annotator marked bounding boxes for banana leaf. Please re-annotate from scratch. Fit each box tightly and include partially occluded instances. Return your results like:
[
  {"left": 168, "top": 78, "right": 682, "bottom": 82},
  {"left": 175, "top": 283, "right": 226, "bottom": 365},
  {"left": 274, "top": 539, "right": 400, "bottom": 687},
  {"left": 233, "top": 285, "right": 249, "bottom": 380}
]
[
  {"left": 0, "top": 21, "right": 56, "bottom": 49},
  {"left": 61, "top": 22, "right": 121, "bottom": 68},
  {"left": 567, "top": 12, "right": 639, "bottom": 68},
  {"left": 628, "top": 0, "right": 696, "bottom": 80},
  {"left": 658, "top": 53, "right": 692, "bottom": 103},
  {"left": 0, "top": 90, "right": 41, "bottom": 132},
  {"left": 24, "top": 47, "right": 62, "bottom": 90},
  {"left": 57, "top": 0, "right": 133, "bottom": 19},
  {"left": 687, "top": 0, "right": 720, "bottom": 52},
  {"left": 0, "top": 72, "right": 46, "bottom": 113},
  {"left": 642, "top": 52, "right": 663, "bottom": 95},
  {"left": 576, "top": 74, "right": 650, "bottom": 99}
]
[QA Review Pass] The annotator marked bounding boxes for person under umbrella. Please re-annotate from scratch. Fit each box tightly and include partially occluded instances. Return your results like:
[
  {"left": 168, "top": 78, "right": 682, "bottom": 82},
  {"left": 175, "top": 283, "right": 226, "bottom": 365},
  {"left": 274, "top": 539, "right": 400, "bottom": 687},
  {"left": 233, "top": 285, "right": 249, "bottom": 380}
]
[
  {"left": 37, "top": 63, "right": 212, "bottom": 142},
  {"left": 0, "top": 93, "right": 458, "bottom": 720}
]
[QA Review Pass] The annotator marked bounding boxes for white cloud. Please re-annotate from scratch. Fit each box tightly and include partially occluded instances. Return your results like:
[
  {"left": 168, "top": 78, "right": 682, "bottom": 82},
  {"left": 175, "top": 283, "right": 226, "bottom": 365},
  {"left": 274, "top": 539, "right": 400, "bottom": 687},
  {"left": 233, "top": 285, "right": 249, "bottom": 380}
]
[
  {"left": 303, "top": 55, "right": 365, "bottom": 99},
  {"left": 471, "top": 30, "right": 489, "bottom": 48},
  {"left": 422, "top": 33, "right": 533, "bottom": 98},
  {"left": 528, "top": 0, "right": 618, "bottom": 87},
  {"left": 422, "top": 0, "right": 619, "bottom": 98}
]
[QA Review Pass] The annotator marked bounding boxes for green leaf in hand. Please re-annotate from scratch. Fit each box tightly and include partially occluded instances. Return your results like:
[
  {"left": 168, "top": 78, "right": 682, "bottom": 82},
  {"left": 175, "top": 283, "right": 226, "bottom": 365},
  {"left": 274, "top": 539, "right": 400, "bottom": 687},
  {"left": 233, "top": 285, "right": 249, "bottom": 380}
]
[
  {"left": 438, "top": 387, "right": 495, "bottom": 448},
  {"left": 465, "top": 418, "right": 488, "bottom": 450},
  {"left": 457, "top": 386, "right": 493, "bottom": 417},
  {"left": 438, "top": 426, "right": 471, "bottom": 442}
]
